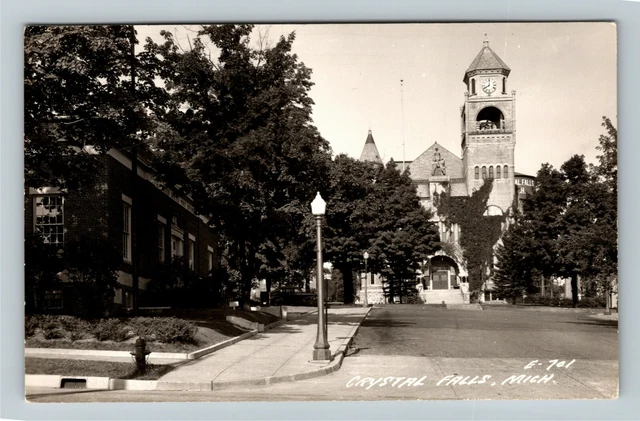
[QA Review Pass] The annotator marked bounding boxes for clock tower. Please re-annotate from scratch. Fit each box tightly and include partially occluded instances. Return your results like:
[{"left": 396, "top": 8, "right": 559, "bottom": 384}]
[{"left": 461, "top": 37, "right": 516, "bottom": 214}]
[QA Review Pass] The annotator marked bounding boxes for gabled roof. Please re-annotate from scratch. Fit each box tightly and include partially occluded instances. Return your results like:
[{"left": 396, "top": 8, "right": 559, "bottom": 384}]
[
  {"left": 409, "top": 141, "right": 464, "bottom": 180},
  {"left": 464, "top": 39, "right": 510, "bottom": 81},
  {"left": 359, "top": 129, "right": 383, "bottom": 165}
]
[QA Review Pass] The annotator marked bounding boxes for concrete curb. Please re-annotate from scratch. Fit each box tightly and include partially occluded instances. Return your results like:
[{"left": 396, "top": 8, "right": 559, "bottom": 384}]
[
  {"left": 25, "top": 347, "right": 188, "bottom": 360},
  {"left": 26, "top": 308, "right": 370, "bottom": 391}
]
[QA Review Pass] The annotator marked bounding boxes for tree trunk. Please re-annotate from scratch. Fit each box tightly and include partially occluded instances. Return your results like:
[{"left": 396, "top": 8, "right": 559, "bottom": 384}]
[
  {"left": 238, "top": 240, "right": 253, "bottom": 310},
  {"left": 266, "top": 278, "right": 272, "bottom": 306},
  {"left": 571, "top": 273, "right": 579, "bottom": 307},
  {"left": 549, "top": 278, "right": 554, "bottom": 298},
  {"left": 540, "top": 275, "right": 545, "bottom": 297},
  {"left": 340, "top": 265, "right": 354, "bottom": 304}
]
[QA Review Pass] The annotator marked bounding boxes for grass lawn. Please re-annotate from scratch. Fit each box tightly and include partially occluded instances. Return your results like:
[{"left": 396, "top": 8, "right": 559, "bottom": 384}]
[
  {"left": 25, "top": 358, "right": 175, "bottom": 380},
  {"left": 146, "top": 308, "right": 279, "bottom": 325}
]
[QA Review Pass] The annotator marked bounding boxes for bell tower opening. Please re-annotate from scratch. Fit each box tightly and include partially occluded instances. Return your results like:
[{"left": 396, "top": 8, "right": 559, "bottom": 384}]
[{"left": 476, "top": 106, "right": 505, "bottom": 130}]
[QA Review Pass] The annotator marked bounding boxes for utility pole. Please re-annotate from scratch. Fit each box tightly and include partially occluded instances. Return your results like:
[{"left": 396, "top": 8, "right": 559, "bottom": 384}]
[{"left": 401, "top": 79, "right": 405, "bottom": 173}]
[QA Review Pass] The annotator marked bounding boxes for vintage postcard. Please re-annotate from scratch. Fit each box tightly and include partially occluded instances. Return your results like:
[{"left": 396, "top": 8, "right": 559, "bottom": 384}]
[{"left": 24, "top": 22, "right": 618, "bottom": 402}]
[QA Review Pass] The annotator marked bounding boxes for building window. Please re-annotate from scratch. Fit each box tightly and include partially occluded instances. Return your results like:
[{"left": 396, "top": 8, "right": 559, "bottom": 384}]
[
  {"left": 171, "top": 215, "right": 184, "bottom": 258},
  {"left": 502, "top": 77, "right": 506, "bottom": 94},
  {"left": 471, "top": 79, "right": 476, "bottom": 95},
  {"left": 157, "top": 223, "right": 165, "bottom": 263},
  {"left": 474, "top": 166, "right": 479, "bottom": 180},
  {"left": 489, "top": 166, "right": 494, "bottom": 178},
  {"left": 207, "top": 246, "right": 214, "bottom": 272},
  {"left": 171, "top": 235, "right": 184, "bottom": 258},
  {"left": 34, "top": 195, "right": 64, "bottom": 248},
  {"left": 482, "top": 166, "right": 487, "bottom": 179},
  {"left": 503, "top": 165, "right": 509, "bottom": 178},
  {"left": 496, "top": 166, "right": 501, "bottom": 178},
  {"left": 188, "top": 238, "right": 196, "bottom": 270},
  {"left": 122, "top": 202, "right": 131, "bottom": 262},
  {"left": 43, "top": 290, "right": 63, "bottom": 310}
]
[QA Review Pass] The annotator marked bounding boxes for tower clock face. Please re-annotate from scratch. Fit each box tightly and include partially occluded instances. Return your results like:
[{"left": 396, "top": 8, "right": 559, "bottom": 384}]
[{"left": 482, "top": 78, "right": 497, "bottom": 94}]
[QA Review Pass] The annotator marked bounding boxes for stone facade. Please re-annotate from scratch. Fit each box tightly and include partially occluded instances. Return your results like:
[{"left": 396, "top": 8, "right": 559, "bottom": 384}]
[{"left": 358, "top": 39, "right": 521, "bottom": 300}]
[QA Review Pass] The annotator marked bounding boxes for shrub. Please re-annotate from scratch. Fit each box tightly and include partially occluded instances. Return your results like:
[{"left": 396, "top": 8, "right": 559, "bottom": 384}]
[
  {"left": 301, "top": 296, "right": 318, "bottom": 307},
  {"left": 58, "top": 316, "right": 89, "bottom": 332},
  {"left": 154, "top": 318, "right": 197, "bottom": 343},
  {"left": 128, "top": 317, "right": 197, "bottom": 343},
  {"left": 404, "top": 294, "right": 425, "bottom": 305},
  {"left": 25, "top": 315, "right": 41, "bottom": 338},
  {"left": 28, "top": 314, "right": 68, "bottom": 339},
  {"left": 470, "top": 291, "right": 480, "bottom": 303},
  {"left": 576, "top": 296, "right": 605, "bottom": 308},
  {"left": 93, "top": 318, "right": 129, "bottom": 342},
  {"left": 43, "top": 327, "right": 67, "bottom": 340}
]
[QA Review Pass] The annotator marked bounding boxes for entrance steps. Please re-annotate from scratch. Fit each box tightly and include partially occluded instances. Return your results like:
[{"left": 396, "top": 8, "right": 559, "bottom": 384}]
[
  {"left": 446, "top": 303, "right": 483, "bottom": 310},
  {"left": 420, "top": 289, "right": 464, "bottom": 305}
]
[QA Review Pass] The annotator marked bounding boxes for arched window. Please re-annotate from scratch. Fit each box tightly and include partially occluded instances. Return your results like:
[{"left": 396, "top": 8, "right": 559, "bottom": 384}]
[
  {"left": 482, "top": 166, "right": 487, "bottom": 179},
  {"left": 496, "top": 165, "right": 501, "bottom": 178},
  {"left": 471, "top": 79, "right": 476, "bottom": 95},
  {"left": 489, "top": 166, "right": 494, "bottom": 178},
  {"left": 503, "top": 165, "right": 509, "bottom": 178},
  {"left": 502, "top": 77, "right": 506, "bottom": 94},
  {"left": 474, "top": 166, "right": 479, "bottom": 180}
]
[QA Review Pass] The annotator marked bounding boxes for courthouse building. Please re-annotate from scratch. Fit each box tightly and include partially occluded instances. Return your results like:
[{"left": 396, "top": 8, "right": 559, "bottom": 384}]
[{"left": 359, "top": 39, "right": 532, "bottom": 305}]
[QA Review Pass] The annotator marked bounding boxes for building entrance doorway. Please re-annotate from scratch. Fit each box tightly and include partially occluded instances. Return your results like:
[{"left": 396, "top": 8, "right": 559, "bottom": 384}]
[{"left": 432, "top": 271, "right": 449, "bottom": 290}]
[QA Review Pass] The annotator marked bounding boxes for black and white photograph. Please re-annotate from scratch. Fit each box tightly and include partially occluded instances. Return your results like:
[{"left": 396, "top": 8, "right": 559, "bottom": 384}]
[{"left": 23, "top": 22, "right": 618, "bottom": 403}]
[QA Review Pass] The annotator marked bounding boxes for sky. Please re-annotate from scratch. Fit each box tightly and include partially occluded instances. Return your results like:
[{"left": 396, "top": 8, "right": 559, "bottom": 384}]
[{"left": 137, "top": 23, "right": 616, "bottom": 176}]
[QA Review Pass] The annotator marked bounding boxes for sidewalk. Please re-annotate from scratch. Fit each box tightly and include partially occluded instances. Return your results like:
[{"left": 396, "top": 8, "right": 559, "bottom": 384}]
[{"left": 157, "top": 307, "right": 369, "bottom": 387}]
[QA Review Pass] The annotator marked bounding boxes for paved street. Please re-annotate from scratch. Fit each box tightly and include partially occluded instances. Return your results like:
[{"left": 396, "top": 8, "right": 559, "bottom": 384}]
[
  {"left": 26, "top": 305, "right": 618, "bottom": 402},
  {"left": 352, "top": 305, "right": 618, "bottom": 360}
]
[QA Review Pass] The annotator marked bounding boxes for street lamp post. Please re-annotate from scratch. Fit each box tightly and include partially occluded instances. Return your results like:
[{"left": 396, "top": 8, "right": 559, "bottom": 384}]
[
  {"left": 311, "top": 192, "right": 331, "bottom": 361},
  {"left": 363, "top": 252, "right": 369, "bottom": 307}
]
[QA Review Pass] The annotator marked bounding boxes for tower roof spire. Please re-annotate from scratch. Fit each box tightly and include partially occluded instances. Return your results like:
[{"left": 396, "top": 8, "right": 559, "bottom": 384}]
[
  {"left": 359, "top": 129, "right": 383, "bottom": 164},
  {"left": 464, "top": 36, "right": 510, "bottom": 82}
]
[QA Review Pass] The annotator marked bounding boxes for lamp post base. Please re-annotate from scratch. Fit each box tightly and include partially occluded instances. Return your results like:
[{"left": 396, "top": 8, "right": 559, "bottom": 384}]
[{"left": 313, "top": 348, "right": 332, "bottom": 361}]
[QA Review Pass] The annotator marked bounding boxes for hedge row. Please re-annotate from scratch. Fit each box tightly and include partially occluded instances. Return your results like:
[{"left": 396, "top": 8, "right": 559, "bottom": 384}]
[
  {"left": 25, "top": 315, "right": 197, "bottom": 343},
  {"left": 519, "top": 295, "right": 606, "bottom": 308}
]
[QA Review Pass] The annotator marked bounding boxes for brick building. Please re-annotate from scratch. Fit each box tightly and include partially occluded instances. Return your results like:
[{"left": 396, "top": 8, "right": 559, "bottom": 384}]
[
  {"left": 25, "top": 148, "right": 219, "bottom": 314},
  {"left": 359, "top": 38, "right": 522, "bottom": 304}
]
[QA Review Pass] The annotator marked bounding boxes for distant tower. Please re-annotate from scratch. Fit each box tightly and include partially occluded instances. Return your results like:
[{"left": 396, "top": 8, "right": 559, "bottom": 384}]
[
  {"left": 359, "top": 129, "right": 383, "bottom": 165},
  {"left": 461, "top": 37, "right": 516, "bottom": 214}
]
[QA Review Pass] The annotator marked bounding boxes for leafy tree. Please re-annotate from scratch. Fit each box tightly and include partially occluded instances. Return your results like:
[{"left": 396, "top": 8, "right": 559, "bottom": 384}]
[
  {"left": 499, "top": 117, "right": 617, "bottom": 307},
  {"left": 144, "top": 25, "right": 332, "bottom": 307},
  {"left": 516, "top": 162, "right": 567, "bottom": 296},
  {"left": 492, "top": 224, "right": 537, "bottom": 303},
  {"left": 24, "top": 25, "right": 162, "bottom": 190},
  {"left": 323, "top": 157, "right": 439, "bottom": 304},
  {"left": 368, "top": 160, "right": 440, "bottom": 303},
  {"left": 323, "top": 155, "right": 379, "bottom": 303}
]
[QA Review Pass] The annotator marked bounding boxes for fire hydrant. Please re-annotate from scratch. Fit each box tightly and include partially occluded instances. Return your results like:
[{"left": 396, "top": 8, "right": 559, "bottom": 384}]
[{"left": 131, "top": 337, "right": 151, "bottom": 372}]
